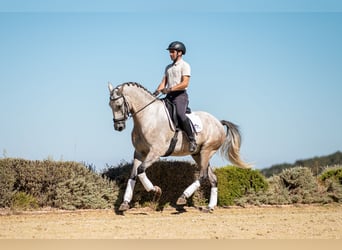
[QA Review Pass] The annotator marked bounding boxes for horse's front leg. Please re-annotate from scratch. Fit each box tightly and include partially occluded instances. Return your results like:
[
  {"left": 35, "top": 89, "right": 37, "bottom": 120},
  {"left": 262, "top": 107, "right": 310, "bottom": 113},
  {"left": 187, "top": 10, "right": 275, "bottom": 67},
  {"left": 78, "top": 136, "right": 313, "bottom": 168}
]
[
  {"left": 119, "top": 151, "right": 161, "bottom": 212},
  {"left": 136, "top": 153, "right": 162, "bottom": 201},
  {"left": 118, "top": 154, "right": 142, "bottom": 212}
]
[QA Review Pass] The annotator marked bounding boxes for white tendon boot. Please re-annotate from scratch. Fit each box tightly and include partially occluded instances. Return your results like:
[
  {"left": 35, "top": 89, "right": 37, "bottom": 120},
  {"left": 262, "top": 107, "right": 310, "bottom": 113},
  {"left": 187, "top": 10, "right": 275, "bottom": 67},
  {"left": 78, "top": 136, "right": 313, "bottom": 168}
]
[
  {"left": 138, "top": 172, "right": 155, "bottom": 192},
  {"left": 177, "top": 180, "right": 201, "bottom": 206},
  {"left": 123, "top": 178, "right": 136, "bottom": 203},
  {"left": 184, "top": 180, "right": 201, "bottom": 198},
  {"left": 207, "top": 187, "right": 218, "bottom": 210},
  {"left": 119, "top": 179, "right": 136, "bottom": 211}
]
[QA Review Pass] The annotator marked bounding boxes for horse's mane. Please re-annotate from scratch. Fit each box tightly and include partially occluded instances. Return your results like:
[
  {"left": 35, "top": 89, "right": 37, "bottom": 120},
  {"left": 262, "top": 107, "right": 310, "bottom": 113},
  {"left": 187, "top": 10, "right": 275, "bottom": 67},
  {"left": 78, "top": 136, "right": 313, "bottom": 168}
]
[{"left": 120, "top": 82, "right": 154, "bottom": 97}]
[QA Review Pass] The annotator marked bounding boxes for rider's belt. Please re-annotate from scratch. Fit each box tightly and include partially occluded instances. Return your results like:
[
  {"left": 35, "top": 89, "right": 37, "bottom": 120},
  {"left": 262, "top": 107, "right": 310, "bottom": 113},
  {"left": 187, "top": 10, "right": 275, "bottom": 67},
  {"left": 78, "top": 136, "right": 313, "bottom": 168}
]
[{"left": 166, "top": 90, "right": 186, "bottom": 98}]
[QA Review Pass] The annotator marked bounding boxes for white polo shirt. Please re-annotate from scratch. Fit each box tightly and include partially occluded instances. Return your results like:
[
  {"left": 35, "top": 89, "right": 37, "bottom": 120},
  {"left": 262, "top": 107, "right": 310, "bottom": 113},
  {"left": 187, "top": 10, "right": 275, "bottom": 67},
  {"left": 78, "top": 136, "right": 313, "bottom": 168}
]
[{"left": 164, "top": 59, "right": 191, "bottom": 89}]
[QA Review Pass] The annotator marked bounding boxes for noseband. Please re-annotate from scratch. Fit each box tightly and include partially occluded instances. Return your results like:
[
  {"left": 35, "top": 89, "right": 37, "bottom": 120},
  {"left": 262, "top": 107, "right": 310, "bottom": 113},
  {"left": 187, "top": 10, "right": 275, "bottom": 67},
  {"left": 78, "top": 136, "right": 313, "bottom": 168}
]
[
  {"left": 110, "top": 94, "right": 130, "bottom": 123},
  {"left": 110, "top": 91, "right": 160, "bottom": 125}
]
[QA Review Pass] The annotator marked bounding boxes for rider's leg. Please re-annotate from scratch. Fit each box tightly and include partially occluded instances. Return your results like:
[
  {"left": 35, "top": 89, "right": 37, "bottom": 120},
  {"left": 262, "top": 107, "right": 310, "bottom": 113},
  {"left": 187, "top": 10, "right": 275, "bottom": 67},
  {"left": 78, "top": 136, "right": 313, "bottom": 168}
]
[
  {"left": 182, "top": 117, "right": 197, "bottom": 152},
  {"left": 172, "top": 92, "right": 197, "bottom": 152}
]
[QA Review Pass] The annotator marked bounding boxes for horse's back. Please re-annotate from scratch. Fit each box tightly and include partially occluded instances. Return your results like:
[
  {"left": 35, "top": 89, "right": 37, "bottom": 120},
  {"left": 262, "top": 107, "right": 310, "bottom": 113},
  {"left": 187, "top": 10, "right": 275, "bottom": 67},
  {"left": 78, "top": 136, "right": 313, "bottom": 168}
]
[
  {"left": 192, "top": 111, "right": 226, "bottom": 141},
  {"left": 193, "top": 111, "right": 223, "bottom": 128}
]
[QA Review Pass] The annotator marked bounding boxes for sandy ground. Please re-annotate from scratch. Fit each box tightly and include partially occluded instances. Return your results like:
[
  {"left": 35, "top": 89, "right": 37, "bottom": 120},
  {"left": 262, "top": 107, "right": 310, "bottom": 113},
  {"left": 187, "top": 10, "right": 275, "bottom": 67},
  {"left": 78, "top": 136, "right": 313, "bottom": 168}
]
[{"left": 0, "top": 204, "right": 341, "bottom": 239}]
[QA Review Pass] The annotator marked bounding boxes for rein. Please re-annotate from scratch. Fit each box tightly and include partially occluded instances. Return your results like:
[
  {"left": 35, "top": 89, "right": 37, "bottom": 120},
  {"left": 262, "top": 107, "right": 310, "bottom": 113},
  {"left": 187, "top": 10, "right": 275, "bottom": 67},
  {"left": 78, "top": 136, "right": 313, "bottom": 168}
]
[
  {"left": 130, "top": 93, "right": 162, "bottom": 118},
  {"left": 111, "top": 92, "right": 162, "bottom": 122}
]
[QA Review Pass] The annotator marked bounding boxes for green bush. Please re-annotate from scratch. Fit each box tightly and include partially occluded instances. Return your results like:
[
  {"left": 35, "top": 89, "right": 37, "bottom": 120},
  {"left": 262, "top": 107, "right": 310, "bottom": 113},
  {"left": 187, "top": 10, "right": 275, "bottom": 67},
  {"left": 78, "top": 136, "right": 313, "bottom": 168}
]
[
  {"left": 11, "top": 191, "right": 38, "bottom": 210},
  {"left": 319, "top": 166, "right": 342, "bottom": 202},
  {"left": 319, "top": 165, "right": 342, "bottom": 184},
  {"left": 215, "top": 166, "right": 268, "bottom": 206}
]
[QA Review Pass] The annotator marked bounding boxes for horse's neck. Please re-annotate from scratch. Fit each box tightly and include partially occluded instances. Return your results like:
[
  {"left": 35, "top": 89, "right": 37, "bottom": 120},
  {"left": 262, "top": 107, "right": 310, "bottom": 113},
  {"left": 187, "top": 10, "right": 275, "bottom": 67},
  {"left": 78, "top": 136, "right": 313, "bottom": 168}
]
[
  {"left": 124, "top": 87, "right": 154, "bottom": 112},
  {"left": 123, "top": 86, "right": 166, "bottom": 129}
]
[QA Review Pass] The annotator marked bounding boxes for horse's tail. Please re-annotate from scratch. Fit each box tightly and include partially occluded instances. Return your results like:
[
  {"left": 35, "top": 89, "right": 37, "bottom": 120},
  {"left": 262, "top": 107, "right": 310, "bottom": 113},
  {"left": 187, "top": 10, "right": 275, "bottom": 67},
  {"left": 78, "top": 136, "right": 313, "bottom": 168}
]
[{"left": 220, "top": 120, "right": 251, "bottom": 169}]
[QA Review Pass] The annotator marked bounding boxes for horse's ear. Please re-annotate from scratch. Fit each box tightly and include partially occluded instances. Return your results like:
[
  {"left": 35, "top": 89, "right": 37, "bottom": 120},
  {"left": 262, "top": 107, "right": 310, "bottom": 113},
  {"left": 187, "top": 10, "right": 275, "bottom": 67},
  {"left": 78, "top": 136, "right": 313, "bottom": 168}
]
[{"left": 108, "top": 82, "right": 114, "bottom": 93}]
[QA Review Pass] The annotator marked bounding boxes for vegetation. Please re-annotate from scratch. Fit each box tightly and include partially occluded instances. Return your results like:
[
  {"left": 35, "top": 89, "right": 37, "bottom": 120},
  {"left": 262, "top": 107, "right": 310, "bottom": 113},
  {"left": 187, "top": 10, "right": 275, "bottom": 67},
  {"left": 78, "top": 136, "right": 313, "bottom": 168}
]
[
  {"left": 102, "top": 160, "right": 202, "bottom": 209},
  {"left": 319, "top": 166, "right": 342, "bottom": 202},
  {"left": 0, "top": 158, "right": 117, "bottom": 210},
  {"left": 236, "top": 166, "right": 342, "bottom": 206},
  {"left": 1, "top": 153, "right": 342, "bottom": 211},
  {"left": 215, "top": 166, "right": 268, "bottom": 206},
  {"left": 261, "top": 151, "right": 342, "bottom": 177}
]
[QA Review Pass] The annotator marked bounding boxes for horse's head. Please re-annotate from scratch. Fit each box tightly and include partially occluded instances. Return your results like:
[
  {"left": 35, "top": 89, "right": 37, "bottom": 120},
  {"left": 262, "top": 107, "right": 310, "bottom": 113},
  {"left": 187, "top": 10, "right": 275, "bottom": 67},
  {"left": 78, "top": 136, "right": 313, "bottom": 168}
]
[{"left": 108, "top": 83, "right": 129, "bottom": 132}]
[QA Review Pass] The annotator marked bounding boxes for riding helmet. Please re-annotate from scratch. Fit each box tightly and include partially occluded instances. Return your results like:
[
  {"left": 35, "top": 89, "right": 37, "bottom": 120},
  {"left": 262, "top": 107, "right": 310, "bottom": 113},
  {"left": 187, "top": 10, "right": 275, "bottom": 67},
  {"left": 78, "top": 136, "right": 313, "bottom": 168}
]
[{"left": 166, "top": 41, "right": 186, "bottom": 55}]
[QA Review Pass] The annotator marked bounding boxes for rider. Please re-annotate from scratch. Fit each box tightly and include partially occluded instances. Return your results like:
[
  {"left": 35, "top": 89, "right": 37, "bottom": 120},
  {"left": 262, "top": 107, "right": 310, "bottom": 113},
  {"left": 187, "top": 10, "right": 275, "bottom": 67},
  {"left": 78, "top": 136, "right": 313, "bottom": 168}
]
[{"left": 154, "top": 41, "right": 197, "bottom": 153}]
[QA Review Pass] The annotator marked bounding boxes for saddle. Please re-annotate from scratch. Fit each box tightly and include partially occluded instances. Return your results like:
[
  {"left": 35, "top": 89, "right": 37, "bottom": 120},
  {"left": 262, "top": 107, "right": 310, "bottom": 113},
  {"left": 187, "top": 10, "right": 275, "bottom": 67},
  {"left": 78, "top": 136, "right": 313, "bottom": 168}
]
[
  {"left": 161, "top": 99, "right": 202, "bottom": 157},
  {"left": 162, "top": 98, "right": 202, "bottom": 133},
  {"left": 162, "top": 98, "right": 192, "bottom": 131}
]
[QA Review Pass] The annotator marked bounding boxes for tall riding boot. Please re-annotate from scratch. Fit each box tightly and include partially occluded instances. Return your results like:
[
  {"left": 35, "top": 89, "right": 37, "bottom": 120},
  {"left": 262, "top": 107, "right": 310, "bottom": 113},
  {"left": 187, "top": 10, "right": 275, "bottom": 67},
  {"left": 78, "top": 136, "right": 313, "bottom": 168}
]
[{"left": 182, "top": 118, "right": 197, "bottom": 152}]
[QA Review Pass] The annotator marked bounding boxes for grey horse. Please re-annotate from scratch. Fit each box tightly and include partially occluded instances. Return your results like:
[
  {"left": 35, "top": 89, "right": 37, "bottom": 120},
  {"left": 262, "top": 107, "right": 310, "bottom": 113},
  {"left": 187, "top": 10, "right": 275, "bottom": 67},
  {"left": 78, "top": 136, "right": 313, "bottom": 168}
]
[{"left": 108, "top": 82, "right": 249, "bottom": 212}]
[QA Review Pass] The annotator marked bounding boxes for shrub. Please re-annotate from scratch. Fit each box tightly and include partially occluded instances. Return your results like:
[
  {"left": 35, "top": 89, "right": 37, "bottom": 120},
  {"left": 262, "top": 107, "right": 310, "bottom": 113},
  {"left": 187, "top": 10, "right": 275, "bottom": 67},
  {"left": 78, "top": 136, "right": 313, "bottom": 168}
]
[
  {"left": 256, "top": 166, "right": 331, "bottom": 205},
  {"left": 319, "top": 166, "right": 342, "bottom": 202},
  {"left": 103, "top": 162, "right": 271, "bottom": 209},
  {"left": 319, "top": 165, "right": 342, "bottom": 184},
  {"left": 279, "top": 167, "right": 323, "bottom": 204},
  {"left": 54, "top": 170, "right": 117, "bottom": 210},
  {"left": 0, "top": 158, "right": 117, "bottom": 209},
  {"left": 215, "top": 166, "right": 268, "bottom": 206},
  {"left": 11, "top": 191, "right": 38, "bottom": 210},
  {"left": 0, "top": 160, "right": 16, "bottom": 207},
  {"left": 103, "top": 160, "right": 203, "bottom": 209}
]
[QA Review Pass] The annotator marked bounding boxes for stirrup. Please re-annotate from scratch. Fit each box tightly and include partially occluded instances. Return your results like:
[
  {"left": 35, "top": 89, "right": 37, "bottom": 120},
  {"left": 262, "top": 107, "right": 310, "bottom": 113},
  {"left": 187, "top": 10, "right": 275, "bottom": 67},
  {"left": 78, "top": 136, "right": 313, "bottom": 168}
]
[{"left": 189, "top": 140, "right": 197, "bottom": 152}]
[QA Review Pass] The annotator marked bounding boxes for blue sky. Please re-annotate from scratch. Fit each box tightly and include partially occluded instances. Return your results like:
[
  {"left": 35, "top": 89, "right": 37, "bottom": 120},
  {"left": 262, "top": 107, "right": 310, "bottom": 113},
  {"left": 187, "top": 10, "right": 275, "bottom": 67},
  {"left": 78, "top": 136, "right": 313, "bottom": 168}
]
[{"left": 1, "top": 1, "right": 342, "bottom": 170}]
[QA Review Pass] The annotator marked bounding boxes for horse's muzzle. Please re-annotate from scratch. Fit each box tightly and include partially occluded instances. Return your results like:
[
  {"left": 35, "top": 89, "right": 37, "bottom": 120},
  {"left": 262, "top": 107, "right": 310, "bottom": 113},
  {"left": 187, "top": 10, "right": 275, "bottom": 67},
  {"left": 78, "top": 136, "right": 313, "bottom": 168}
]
[{"left": 114, "top": 122, "right": 126, "bottom": 132}]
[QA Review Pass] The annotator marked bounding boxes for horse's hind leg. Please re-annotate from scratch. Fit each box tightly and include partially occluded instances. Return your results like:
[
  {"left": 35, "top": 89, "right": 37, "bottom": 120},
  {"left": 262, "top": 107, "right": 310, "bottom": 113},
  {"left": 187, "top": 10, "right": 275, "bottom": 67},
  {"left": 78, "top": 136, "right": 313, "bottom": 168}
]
[
  {"left": 207, "top": 166, "right": 218, "bottom": 210},
  {"left": 176, "top": 150, "right": 218, "bottom": 212},
  {"left": 200, "top": 150, "right": 218, "bottom": 212},
  {"left": 176, "top": 154, "right": 202, "bottom": 206}
]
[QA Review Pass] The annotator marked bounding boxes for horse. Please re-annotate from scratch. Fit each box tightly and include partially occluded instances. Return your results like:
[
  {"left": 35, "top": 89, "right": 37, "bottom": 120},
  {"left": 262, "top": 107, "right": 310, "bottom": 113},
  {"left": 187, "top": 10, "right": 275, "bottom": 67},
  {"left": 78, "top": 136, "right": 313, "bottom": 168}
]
[{"left": 108, "top": 82, "right": 250, "bottom": 212}]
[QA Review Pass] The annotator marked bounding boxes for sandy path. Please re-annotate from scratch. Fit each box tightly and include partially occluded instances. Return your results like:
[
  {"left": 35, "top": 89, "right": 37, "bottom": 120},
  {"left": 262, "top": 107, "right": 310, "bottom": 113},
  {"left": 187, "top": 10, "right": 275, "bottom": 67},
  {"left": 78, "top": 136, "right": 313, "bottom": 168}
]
[{"left": 1, "top": 204, "right": 341, "bottom": 239}]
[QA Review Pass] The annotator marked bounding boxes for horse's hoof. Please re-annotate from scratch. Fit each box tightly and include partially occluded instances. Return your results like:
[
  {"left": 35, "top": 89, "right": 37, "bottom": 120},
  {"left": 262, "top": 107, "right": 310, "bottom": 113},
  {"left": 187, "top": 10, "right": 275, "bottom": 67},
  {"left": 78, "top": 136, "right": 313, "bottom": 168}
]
[
  {"left": 118, "top": 201, "right": 130, "bottom": 212},
  {"left": 176, "top": 194, "right": 187, "bottom": 206},
  {"left": 199, "top": 206, "right": 214, "bottom": 213},
  {"left": 154, "top": 185, "right": 162, "bottom": 195},
  {"left": 153, "top": 186, "right": 162, "bottom": 202}
]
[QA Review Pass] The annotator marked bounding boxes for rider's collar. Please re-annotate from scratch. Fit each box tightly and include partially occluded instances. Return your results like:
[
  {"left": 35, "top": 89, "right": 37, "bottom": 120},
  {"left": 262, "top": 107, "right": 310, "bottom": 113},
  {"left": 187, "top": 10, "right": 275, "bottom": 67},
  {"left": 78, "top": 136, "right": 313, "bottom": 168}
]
[{"left": 172, "top": 58, "right": 183, "bottom": 66}]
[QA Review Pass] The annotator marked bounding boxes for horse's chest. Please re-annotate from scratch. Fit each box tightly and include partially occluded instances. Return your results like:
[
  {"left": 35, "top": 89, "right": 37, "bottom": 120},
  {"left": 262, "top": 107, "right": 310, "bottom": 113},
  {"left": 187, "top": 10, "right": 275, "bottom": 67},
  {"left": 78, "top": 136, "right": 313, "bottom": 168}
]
[
  {"left": 131, "top": 129, "right": 151, "bottom": 151},
  {"left": 131, "top": 127, "right": 170, "bottom": 154}
]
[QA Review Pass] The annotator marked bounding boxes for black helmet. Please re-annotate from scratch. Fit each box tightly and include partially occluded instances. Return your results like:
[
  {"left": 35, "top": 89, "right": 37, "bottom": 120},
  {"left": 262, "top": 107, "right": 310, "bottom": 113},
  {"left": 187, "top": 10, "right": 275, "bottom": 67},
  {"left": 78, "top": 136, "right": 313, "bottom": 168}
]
[{"left": 166, "top": 41, "right": 186, "bottom": 55}]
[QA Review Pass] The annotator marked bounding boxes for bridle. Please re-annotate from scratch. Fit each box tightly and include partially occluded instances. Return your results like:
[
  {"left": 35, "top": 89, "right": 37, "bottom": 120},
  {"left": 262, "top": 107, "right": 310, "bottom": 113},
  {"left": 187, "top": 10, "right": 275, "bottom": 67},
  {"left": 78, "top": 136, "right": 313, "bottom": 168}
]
[
  {"left": 109, "top": 94, "right": 130, "bottom": 123},
  {"left": 110, "top": 90, "right": 161, "bottom": 124}
]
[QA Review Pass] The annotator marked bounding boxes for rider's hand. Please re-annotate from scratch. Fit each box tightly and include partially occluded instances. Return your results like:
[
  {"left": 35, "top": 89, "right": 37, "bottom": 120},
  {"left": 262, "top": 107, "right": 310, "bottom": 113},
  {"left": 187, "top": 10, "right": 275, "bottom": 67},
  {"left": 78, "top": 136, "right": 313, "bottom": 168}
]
[
  {"left": 153, "top": 90, "right": 160, "bottom": 96},
  {"left": 161, "top": 88, "right": 171, "bottom": 94}
]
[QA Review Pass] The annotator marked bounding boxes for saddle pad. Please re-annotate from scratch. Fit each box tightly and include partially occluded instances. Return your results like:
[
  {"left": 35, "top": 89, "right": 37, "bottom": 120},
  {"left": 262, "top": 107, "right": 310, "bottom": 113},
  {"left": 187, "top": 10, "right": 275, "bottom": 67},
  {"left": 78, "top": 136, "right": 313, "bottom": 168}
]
[
  {"left": 162, "top": 101, "right": 202, "bottom": 133},
  {"left": 186, "top": 113, "right": 203, "bottom": 133}
]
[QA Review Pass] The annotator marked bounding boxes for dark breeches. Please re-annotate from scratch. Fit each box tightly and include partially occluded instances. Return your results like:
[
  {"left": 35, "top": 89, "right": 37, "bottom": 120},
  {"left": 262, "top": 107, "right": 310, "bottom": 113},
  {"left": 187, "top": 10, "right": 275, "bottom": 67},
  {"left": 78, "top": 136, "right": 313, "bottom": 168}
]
[{"left": 166, "top": 91, "right": 189, "bottom": 124}]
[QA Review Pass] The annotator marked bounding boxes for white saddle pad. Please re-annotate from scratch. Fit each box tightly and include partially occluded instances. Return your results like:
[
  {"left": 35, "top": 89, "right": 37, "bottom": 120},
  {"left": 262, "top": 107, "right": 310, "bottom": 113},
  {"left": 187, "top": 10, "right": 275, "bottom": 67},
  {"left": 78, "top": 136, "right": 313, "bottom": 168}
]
[
  {"left": 163, "top": 102, "right": 202, "bottom": 133},
  {"left": 186, "top": 113, "right": 203, "bottom": 133}
]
